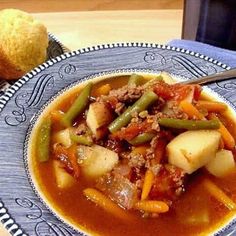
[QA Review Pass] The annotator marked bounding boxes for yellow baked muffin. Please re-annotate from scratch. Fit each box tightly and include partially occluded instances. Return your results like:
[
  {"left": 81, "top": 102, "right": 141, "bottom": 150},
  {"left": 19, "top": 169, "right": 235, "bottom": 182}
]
[{"left": 0, "top": 9, "right": 48, "bottom": 80}]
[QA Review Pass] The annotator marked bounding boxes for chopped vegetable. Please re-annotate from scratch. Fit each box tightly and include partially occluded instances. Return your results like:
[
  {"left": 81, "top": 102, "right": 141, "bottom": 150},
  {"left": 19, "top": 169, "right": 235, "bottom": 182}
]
[
  {"left": 53, "top": 160, "right": 75, "bottom": 188},
  {"left": 132, "top": 145, "right": 149, "bottom": 156},
  {"left": 37, "top": 116, "right": 51, "bottom": 162},
  {"left": 112, "top": 120, "right": 151, "bottom": 141},
  {"left": 134, "top": 200, "right": 169, "bottom": 213},
  {"left": 62, "top": 82, "right": 92, "bottom": 127},
  {"left": 203, "top": 179, "right": 236, "bottom": 210},
  {"left": 154, "top": 138, "right": 167, "bottom": 164},
  {"left": 197, "top": 100, "right": 228, "bottom": 112},
  {"left": 83, "top": 188, "right": 130, "bottom": 220},
  {"left": 153, "top": 81, "right": 193, "bottom": 101},
  {"left": 129, "top": 132, "right": 156, "bottom": 146},
  {"left": 108, "top": 91, "right": 158, "bottom": 133},
  {"left": 218, "top": 119, "right": 235, "bottom": 149},
  {"left": 158, "top": 118, "right": 220, "bottom": 130},
  {"left": 150, "top": 165, "right": 185, "bottom": 200},
  {"left": 70, "top": 132, "right": 92, "bottom": 146},
  {"left": 141, "top": 169, "right": 155, "bottom": 200},
  {"left": 179, "top": 100, "right": 204, "bottom": 119},
  {"left": 96, "top": 174, "right": 138, "bottom": 209},
  {"left": 167, "top": 130, "right": 221, "bottom": 174},
  {"left": 96, "top": 84, "right": 111, "bottom": 96},
  {"left": 53, "top": 128, "right": 72, "bottom": 148},
  {"left": 77, "top": 144, "right": 119, "bottom": 178},
  {"left": 206, "top": 149, "right": 235, "bottom": 177},
  {"left": 128, "top": 74, "right": 145, "bottom": 86},
  {"left": 209, "top": 113, "right": 235, "bottom": 149},
  {"left": 86, "top": 101, "right": 113, "bottom": 139},
  {"left": 182, "top": 86, "right": 195, "bottom": 103}
]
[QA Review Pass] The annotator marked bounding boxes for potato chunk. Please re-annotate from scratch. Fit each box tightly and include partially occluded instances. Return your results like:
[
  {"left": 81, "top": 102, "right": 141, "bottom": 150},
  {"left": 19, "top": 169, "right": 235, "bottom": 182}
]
[
  {"left": 86, "top": 102, "right": 113, "bottom": 138},
  {"left": 167, "top": 130, "right": 221, "bottom": 174},
  {"left": 77, "top": 144, "right": 118, "bottom": 178},
  {"left": 53, "top": 160, "right": 75, "bottom": 188},
  {"left": 206, "top": 149, "right": 235, "bottom": 177},
  {"left": 53, "top": 128, "right": 72, "bottom": 148}
]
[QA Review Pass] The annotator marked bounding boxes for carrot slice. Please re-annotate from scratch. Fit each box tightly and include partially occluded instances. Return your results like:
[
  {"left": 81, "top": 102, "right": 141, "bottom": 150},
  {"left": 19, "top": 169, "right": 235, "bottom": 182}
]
[
  {"left": 179, "top": 100, "right": 204, "bottom": 119},
  {"left": 134, "top": 200, "right": 169, "bottom": 213},
  {"left": 209, "top": 114, "right": 235, "bottom": 149},
  {"left": 141, "top": 169, "right": 155, "bottom": 200},
  {"left": 132, "top": 145, "right": 149, "bottom": 156},
  {"left": 197, "top": 100, "right": 227, "bottom": 113},
  {"left": 203, "top": 179, "right": 236, "bottom": 210},
  {"left": 83, "top": 188, "right": 129, "bottom": 220},
  {"left": 218, "top": 121, "right": 235, "bottom": 150},
  {"left": 96, "top": 84, "right": 112, "bottom": 96}
]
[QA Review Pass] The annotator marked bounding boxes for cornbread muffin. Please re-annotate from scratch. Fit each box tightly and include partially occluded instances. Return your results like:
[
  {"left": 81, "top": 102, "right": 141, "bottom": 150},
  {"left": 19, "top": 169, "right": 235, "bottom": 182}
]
[{"left": 0, "top": 9, "right": 48, "bottom": 80}]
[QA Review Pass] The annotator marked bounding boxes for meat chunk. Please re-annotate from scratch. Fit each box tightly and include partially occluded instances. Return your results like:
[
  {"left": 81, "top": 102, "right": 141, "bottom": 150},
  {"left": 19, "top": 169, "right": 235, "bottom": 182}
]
[{"left": 108, "top": 85, "right": 144, "bottom": 103}]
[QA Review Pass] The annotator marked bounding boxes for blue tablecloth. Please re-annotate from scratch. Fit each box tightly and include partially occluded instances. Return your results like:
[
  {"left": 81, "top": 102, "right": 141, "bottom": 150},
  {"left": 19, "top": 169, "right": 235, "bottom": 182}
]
[{"left": 168, "top": 39, "right": 236, "bottom": 68}]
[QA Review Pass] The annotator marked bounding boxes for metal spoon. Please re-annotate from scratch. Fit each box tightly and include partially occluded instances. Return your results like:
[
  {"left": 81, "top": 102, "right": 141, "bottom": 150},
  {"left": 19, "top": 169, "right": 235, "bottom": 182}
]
[{"left": 180, "top": 68, "right": 236, "bottom": 85}]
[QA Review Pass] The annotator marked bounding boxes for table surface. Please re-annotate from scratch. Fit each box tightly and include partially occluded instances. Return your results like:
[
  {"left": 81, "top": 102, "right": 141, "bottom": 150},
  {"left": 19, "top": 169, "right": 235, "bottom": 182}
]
[{"left": 0, "top": 9, "right": 183, "bottom": 236}]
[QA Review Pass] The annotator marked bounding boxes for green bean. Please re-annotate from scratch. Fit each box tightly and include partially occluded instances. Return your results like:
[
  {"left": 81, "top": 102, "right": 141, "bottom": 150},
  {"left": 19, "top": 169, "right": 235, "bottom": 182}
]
[
  {"left": 128, "top": 74, "right": 145, "bottom": 86},
  {"left": 37, "top": 116, "right": 51, "bottom": 162},
  {"left": 108, "top": 91, "right": 158, "bottom": 133},
  {"left": 62, "top": 82, "right": 93, "bottom": 127},
  {"left": 70, "top": 132, "right": 93, "bottom": 146},
  {"left": 158, "top": 118, "right": 220, "bottom": 130},
  {"left": 129, "top": 132, "right": 156, "bottom": 146}
]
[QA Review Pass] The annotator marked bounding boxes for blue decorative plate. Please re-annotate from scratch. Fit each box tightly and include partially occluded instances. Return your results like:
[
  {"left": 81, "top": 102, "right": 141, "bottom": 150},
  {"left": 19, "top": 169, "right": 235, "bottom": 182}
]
[{"left": 0, "top": 42, "right": 236, "bottom": 236}]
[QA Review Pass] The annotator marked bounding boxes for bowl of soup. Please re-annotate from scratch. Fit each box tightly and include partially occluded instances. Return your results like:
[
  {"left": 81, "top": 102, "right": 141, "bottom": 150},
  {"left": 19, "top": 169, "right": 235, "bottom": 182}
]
[{"left": 26, "top": 71, "right": 236, "bottom": 236}]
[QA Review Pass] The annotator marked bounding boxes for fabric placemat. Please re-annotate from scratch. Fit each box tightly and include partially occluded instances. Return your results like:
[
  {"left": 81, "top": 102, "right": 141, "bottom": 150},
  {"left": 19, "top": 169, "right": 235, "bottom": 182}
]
[{"left": 168, "top": 39, "right": 236, "bottom": 68}]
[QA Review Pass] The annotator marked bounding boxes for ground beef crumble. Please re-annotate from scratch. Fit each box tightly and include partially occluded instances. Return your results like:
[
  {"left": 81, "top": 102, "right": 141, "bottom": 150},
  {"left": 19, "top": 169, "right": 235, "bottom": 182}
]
[
  {"left": 126, "top": 152, "right": 146, "bottom": 168},
  {"left": 164, "top": 101, "right": 189, "bottom": 119},
  {"left": 107, "top": 85, "right": 144, "bottom": 103}
]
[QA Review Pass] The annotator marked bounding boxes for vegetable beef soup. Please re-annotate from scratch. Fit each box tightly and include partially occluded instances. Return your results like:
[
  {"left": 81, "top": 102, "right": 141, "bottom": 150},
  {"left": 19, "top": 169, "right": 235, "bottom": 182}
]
[{"left": 29, "top": 73, "right": 236, "bottom": 236}]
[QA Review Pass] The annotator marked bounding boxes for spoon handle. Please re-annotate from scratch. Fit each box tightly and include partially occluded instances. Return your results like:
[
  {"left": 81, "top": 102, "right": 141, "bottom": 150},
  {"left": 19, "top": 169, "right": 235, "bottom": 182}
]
[{"left": 180, "top": 68, "right": 236, "bottom": 85}]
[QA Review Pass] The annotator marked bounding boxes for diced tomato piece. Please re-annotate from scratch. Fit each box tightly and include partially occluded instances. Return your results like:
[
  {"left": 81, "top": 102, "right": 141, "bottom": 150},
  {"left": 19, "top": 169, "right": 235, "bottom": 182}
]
[
  {"left": 154, "top": 138, "right": 167, "bottom": 164},
  {"left": 153, "top": 82, "right": 174, "bottom": 100},
  {"left": 153, "top": 81, "right": 200, "bottom": 102},
  {"left": 112, "top": 121, "right": 152, "bottom": 141},
  {"left": 106, "top": 96, "right": 119, "bottom": 109},
  {"left": 193, "top": 84, "right": 202, "bottom": 101},
  {"left": 173, "top": 85, "right": 192, "bottom": 102},
  {"left": 150, "top": 165, "right": 185, "bottom": 201}
]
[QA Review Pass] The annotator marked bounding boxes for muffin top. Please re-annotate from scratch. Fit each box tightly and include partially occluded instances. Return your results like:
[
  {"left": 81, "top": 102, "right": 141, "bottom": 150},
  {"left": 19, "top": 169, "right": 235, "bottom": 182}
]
[{"left": 0, "top": 9, "right": 48, "bottom": 79}]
